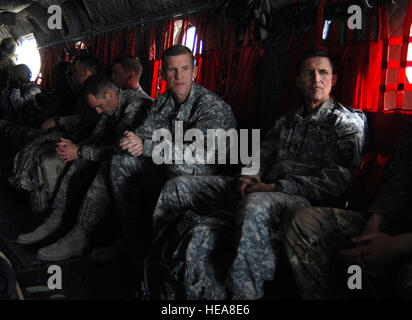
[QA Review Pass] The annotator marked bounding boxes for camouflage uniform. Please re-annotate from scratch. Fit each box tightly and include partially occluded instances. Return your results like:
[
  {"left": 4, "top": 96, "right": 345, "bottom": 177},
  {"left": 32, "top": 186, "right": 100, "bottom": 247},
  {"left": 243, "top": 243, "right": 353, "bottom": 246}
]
[
  {"left": 0, "top": 87, "right": 77, "bottom": 173},
  {"left": 0, "top": 53, "right": 15, "bottom": 89},
  {"left": 134, "top": 86, "right": 152, "bottom": 102},
  {"left": 109, "top": 82, "right": 237, "bottom": 222},
  {"left": 153, "top": 97, "right": 368, "bottom": 299},
  {"left": 9, "top": 82, "right": 42, "bottom": 122},
  {"left": 8, "top": 89, "right": 97, "bottom": 191},
  {"left": 0, "top": 53, "right": 15, "bottom": 72},
  {"left": 0, "top": 80, "right": 41, "bottom": 157},
  {"left": 283, "top": 117, "right": 412, "bottom": 299},
  {"left": 0, "top": 87, "right": 76, "bottom": 149},
  {"left": 50, "top": 89, "right": 152, "bottom": 232}
]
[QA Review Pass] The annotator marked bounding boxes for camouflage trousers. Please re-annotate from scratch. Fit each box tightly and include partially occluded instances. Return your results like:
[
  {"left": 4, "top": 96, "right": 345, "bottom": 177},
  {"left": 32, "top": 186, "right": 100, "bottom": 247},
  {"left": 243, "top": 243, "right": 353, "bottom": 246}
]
[
  {"left": 52, "top": 158, "right": 112, "bottom": 232},
  {"left": 283, "top": 206, "right": 412, "bottom": 299},
  {"left": 109, "top": 154, "right": 166, "bottom": 219},
  {"left": 153, "top": 175, "right": 311, "bottom": 299}
]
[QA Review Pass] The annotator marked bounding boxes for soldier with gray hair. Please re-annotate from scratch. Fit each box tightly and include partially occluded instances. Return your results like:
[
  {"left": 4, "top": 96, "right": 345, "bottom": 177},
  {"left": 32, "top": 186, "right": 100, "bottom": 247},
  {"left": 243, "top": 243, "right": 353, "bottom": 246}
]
[{"left": 151, "top": 49, "right": 369, "bottom": 299}]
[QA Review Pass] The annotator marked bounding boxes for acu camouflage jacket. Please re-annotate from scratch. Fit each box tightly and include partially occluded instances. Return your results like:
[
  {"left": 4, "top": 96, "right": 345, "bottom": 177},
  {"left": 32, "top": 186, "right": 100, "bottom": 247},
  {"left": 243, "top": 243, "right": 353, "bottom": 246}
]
[
  {"left": 136, "top": 82, "right": 237, "bottom": 177},
  {"left": 258, "top": 97, "right": 368, "bottom": 206},
  {"left": 78, "top": 88, "right": 152, "bottom": 162}
]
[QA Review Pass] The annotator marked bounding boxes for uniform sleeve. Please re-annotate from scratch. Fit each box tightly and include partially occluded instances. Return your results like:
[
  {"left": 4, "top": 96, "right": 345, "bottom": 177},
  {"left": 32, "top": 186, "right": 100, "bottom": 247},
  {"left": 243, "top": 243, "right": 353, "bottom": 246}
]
[
  {"left": 368, "top": 119, "right": 412, "bottom": 227},
  {"left": 275, "top": 114, "right": 368, "bottom": 205},
  {"left": 79, "top": 144, "right": 115, "bottom": 162},
  {"left": 256, "top": 121, "right": 282, "bottom": 179},
  {"left": 77, "top": 115, "right": 110, "bottom": 161},
  {"left": 80, "top": 98, "right": 151, "bottom": 162},
  {"left": 61, "top": 108, "right": 98, "bottom": 133}
]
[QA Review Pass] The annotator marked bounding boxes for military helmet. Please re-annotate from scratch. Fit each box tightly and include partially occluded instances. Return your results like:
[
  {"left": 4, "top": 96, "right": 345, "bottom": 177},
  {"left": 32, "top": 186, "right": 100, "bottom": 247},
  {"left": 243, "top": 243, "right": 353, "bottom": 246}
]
[{"left": 0, "top": 37, "right": 17, "bottom": 54}]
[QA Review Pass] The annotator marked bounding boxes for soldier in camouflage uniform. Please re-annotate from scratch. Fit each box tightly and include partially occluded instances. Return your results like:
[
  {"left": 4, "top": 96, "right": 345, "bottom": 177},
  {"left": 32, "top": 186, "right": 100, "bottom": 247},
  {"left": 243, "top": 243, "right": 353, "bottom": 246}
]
[
  {"left": 90, "top": 45, "right": 237, "bottom": 263},
  {"left": 40, "top": 54, "right": 101, "bottom": 140},
  {"left": 1, "top": 64, "right": 42, "bottom": 122},
  {"left": 111, "top": 56, "right": 152, "bottom": 101},
  {"left": 0, "top": 37, "right": 17, "bottom": 91},
  {"left": 8, "top": 54, "right": 99, "bottom": 191},
  {"left": 152, "top": 49, "right": 368, "bottom": 299},
  {"left": 0, "top": 64, "right": 42, "bottom": 159},
  {"left": 283, "top": 117, "right": 412, "bottom": 299},
  {"left": 0, "top": 61, "right": 72, "bottom": 151},
  {"left": 16, "top": 75, "right": 152, "bottom": 261}
]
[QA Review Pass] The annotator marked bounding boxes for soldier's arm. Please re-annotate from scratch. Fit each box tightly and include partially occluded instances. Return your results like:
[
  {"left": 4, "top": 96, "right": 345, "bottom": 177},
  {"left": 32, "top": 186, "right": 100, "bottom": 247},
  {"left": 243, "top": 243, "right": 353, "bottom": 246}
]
[
  {"left": 76, "top": 116, "right": 112, "bottom": 161},
  {"left": 119, "top": 98, "right": 151, "bottom": 140},
  {"left": 58, "top": 108, "right": 97, "bottom": 133},
  {"left": 256, "top": 121, "right": 282, "bottom": 180},
  {"left": 82, "top": 98, "right": 151, "bottom": 161},
  {"left": 340, "top": 232, "right": 412, "bottom": 266}
]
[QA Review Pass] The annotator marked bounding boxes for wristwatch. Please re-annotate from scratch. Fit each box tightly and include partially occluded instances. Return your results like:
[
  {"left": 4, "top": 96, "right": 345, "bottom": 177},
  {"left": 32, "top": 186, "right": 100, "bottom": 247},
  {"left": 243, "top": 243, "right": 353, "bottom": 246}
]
[{"left": 77, "top": 146, "right": 82, "bottom": 159}]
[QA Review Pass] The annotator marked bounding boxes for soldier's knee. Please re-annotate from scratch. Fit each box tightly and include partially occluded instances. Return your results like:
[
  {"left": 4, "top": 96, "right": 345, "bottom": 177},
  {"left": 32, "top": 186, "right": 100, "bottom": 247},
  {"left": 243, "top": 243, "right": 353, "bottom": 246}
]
[
  {"left": 165, "top": 175, "right": 208, "bottom": 194},
  {"left": 287, "top": 207, "right": 326, "bottom": 240},
  {"left": 164, "top": 175, "right": 189, "bottom": 189},
  {"left": 110, "top": 154, "right": 146, "bottom": 179},
  {"left": 110, "top": 154, "right": 130, "bottom": 168},
  {"left": 236, "top": 192, "right": 273, "bottom": 221}
]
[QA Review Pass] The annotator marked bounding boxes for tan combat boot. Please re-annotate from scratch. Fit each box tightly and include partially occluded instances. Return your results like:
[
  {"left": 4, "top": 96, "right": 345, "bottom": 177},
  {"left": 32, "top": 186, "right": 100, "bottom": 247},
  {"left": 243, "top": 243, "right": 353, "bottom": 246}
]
[
  {"left": 36, "top": 224, "right": 90, "bottom": 261},
  {"left": 16, "top": 209, "right": 64, "bottom": 245}
]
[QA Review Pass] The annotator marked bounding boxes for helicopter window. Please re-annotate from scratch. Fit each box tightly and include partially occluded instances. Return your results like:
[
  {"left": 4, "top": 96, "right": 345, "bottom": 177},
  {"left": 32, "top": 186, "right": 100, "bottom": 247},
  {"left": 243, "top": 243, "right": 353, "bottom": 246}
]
[
  {"left": 322, "top": 20, "right": 332, "bottom": 40},
  {"left": 15, "top": 34, "right": 41, "bottom": 82},
  {"left": 182, "top": 25, "right": 203, "bottom": 56}
]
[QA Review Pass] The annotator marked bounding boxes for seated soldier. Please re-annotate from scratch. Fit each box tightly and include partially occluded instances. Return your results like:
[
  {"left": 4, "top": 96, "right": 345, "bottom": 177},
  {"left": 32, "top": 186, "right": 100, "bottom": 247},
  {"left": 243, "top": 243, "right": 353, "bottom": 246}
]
[
  {"left": 111, "top": 56, "right": 152, "bottom": 100},
  {"left": 34, "top": 60, "right": 73, "bottom": 121},
  {"left": 0, "top": 37, "right": 17, "bottom": 91},
  {"left": 8, "top": 54, "right": 99, "bottom": 191},
  {"left": 16, "top": 75, "right": 152, "bottom": 262},
  {"left": 283, "top": 116, "right": 412, "bottom": 300},
  {"left": 89, "top": 44, "right": 237, "bottom": 263},
  {"left": 0, "top": 60, "right": 71, "bottom": 127},
  {"left": 1, "top": 56, "right": 148, "bottom": 158},
  {"left": 15, "top": 56, "right": 153, "bottom": 259},
  {"left": 3, "top": 64, "right": 42, "bottom": 122},
  {"left": 0, "top": 61, "right": 73, "bottom": 169},
  {"left": 151, "top": 49, "right": 368, "bottom": 299},
  {"left": 40, "top": 53, "right": 100, "bottom": 138}
]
